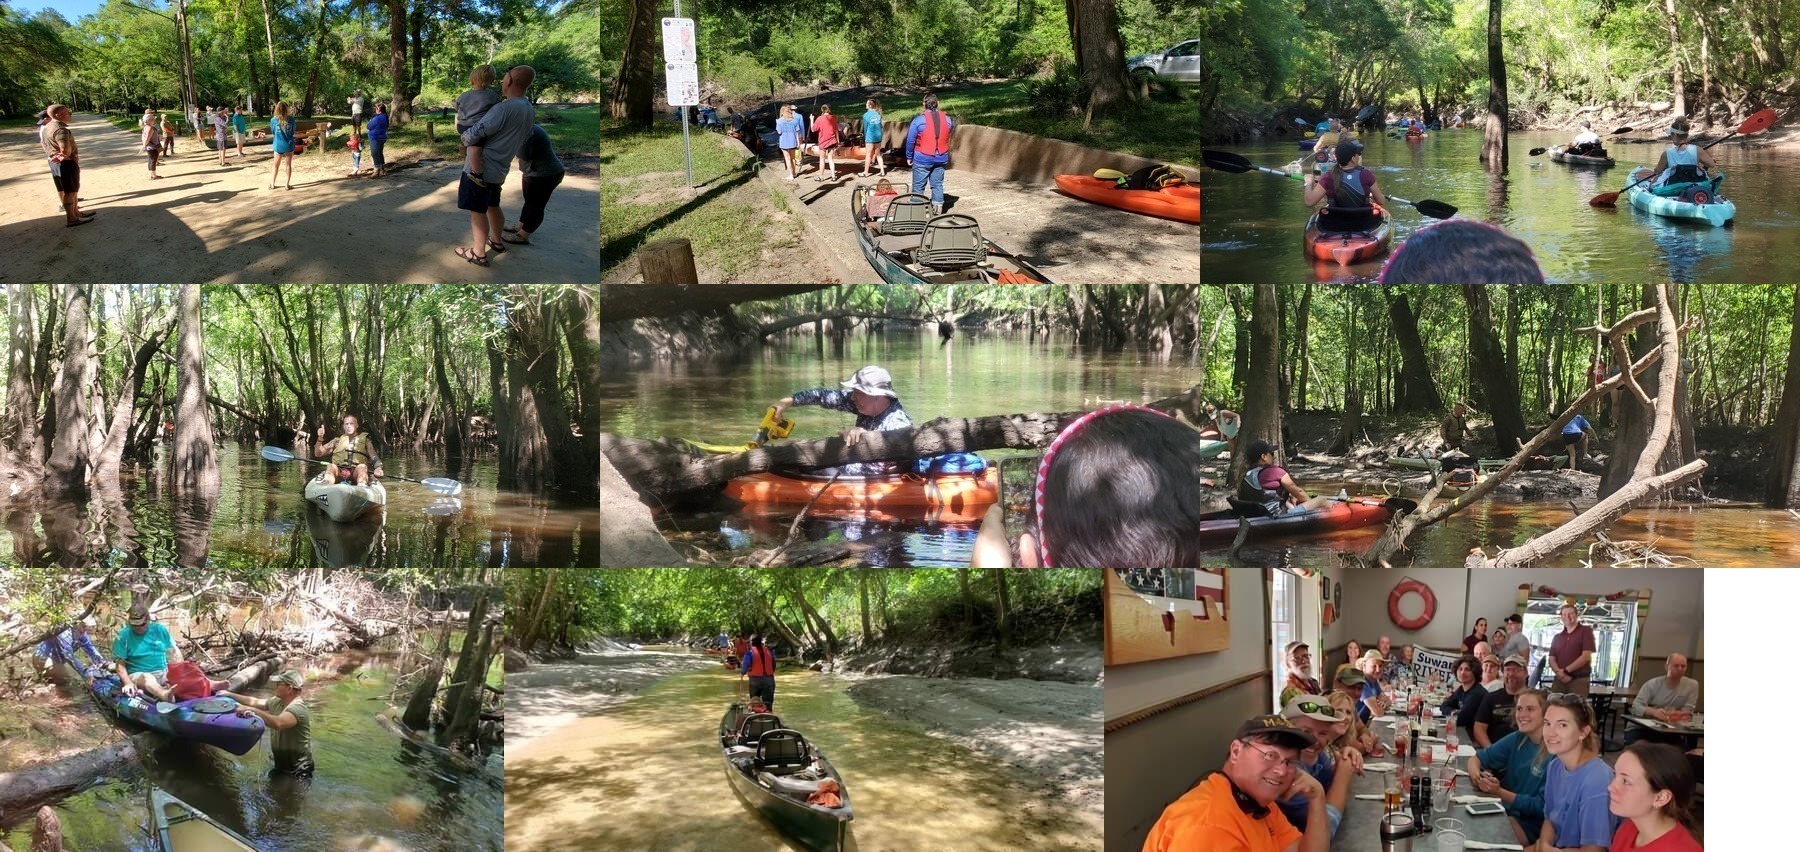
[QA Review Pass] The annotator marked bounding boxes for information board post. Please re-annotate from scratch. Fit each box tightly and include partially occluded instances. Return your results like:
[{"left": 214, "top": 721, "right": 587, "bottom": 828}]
[{"left": 663, "top": 3, "right": 699, "bottom": 188}]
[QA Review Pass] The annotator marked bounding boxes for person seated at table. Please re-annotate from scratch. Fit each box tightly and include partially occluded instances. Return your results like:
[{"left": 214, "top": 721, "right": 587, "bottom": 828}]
[
  {"left": 1623, "top": 654, "right": 1699, "bottom": 747},
  {"left": 1391, "top": 644, "right": 1419, "bottom": 685},
  {"left": 1377, "top": 634, "right": 1396, "bottom": 663},
  {"left": 1480, "top": 654, "right": 1506, "bottom": 693},
  {"left": 1537, "top": 693, "right": 1618, "bottom": 852},
  {"left": 1475, "top": 653, "right": 1530, "bottom": 748},
  {"left": 1472, "top": 640, "right": 1494, "bottom": 664},
  {"left": 1440, "top": 654, "right": 1490, "bottom": 732},
  {"left": 1327, "top": 690, "right": 1380, "bottom": 756},
  {"left": 1607, "top": 741, "right": 1702, "bottom": 852},
  {"left": 1280, "top": 641, "right": 1323, "bottom": 709},
  {"left": 1276, "top": 695, "right": 1363, "bottom": 839},
  {"left": 1142, "top": 714, "right": 1330, "bottom": 852},
  {"left": 1355, "top": 651, "right": 1393, "bottom": 723},
  {"left": 1342, "top": 640, "right": 1363, "bottom": 674},
  {"left": 1468, "top": 688, "right": 1549, "bottom": 847}
]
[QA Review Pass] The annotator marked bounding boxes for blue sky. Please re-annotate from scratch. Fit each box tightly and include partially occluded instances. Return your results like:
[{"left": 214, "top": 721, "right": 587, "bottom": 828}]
[{"left": 20, "top": 2, "right": 107, "bottom": 22}]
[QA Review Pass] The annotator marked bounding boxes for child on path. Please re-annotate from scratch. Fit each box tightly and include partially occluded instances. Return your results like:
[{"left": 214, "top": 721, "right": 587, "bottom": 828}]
[
  {"left": 347, "top": 127, "right": 363, "bottom": 176},
  {"left": 456, "top": 64, "right": 503, "bottom": 178},
  {"left": 859, "top": 99, "right": 885, "bottom": 177},
  {"left": 231, "top": 107, "right": 249, "bottom": 158},
  {"left": 160, "top": 114, "right": 176, "bottom": 155},
  {"left": 810, "top": 104, "right": 840, "bottom": 181},
  {"left": 141, "top": 115, "right": 163, "bottom": 179}
]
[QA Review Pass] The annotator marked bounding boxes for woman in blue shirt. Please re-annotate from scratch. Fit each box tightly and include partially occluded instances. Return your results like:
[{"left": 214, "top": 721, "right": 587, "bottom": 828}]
[
  {"left": 859, "top": 98, "right": 885, "bottom": 177},
  {"left": 775, "top": 104, "right": 804, "bottom": 181},
  {"left": 1468, "top": 689, "right": 1549, "bottom": 845},
  {"left": 269, "top": 101, "right": 296, "bottom": 190},
  {"left": 1538, "top": 692, "right": 1616, "bottom": 851}
]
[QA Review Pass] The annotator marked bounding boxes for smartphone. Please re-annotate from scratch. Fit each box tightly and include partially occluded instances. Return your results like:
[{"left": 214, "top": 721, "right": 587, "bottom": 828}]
[{"left": 1465, "top": 801, "right": 1505, "bottom": 816}]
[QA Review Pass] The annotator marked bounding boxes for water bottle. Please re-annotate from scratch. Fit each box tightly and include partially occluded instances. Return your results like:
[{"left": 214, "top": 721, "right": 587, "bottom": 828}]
[{"left": 1338, "top": 487, "right": 1350, "bottom": 501}]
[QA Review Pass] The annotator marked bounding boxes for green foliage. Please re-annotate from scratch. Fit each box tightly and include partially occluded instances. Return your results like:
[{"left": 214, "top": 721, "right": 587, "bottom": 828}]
[
  {"left": 1022, "top": 58, "right": 1087, "bottom": 118},
  {"left": 709, "top": 51, "right": 782, "bottom": 101}
]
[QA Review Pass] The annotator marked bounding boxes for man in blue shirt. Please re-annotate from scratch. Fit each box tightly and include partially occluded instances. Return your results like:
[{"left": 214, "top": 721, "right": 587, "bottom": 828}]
[
  {"left": 770, "top": 365, "right": 913, "bottom": 477},
  {"left": 1277, "top": 694, "right": 1362, "bottom": 838},
  {"left": 113, "top": 604, "right": 177, "bottom": 701},
  {"left": 1561, "top": 414, "right": 1596, "bottom": 470},
  {"left": 35, "top": 615, "right": 107, "bottom": 674}
]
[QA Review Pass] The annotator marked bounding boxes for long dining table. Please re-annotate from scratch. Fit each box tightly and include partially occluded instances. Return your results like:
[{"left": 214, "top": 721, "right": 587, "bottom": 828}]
[{"left": 1333, "top": 719, "right": 1528, "bottom": 851}]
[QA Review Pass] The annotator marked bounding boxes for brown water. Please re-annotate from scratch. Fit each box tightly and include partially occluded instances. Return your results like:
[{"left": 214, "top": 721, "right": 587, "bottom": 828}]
[{"left": 604, "top": 328, "right": 1791, "bottom": 567}]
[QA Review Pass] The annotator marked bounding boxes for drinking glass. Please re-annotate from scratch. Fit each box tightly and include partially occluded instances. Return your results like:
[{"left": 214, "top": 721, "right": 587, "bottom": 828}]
[
  {"left": 1433, "top": 765, "right": 1457, "bottom": 814},
  {"left": 1435, "top": 818, "right": 1466, "bottom": 852}
]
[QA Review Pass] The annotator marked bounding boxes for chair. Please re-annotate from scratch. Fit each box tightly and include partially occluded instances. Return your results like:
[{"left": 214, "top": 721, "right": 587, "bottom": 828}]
[
  {"left": 736, "top": 712, "right": 783, "bottom": 747},
  {"left": 913, "top": 215, "right": 988, "bottom": 271},
  {"left": 881, "top": 194, "right": 934, "bottom": 236},
  {"left": 754, "top": 729, "right": 813, "bottom": 776}
]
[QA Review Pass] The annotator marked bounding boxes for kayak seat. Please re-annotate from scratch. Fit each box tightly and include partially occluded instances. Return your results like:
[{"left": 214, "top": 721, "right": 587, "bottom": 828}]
[
  {"left": 882, "top": 194, "right": 935, "bottom": 236},
  {"left": 755, "top": 729, "right": 812, "bottom": 776},
  {"left": 1227, "top": 497, "right": 1276, "bottom": 518},
  {"left": 913, "top": 214, "right": 987, "bottom": 271},
  {"left": 760, "top": 771, "right": 824, "bottom": 797},
  {"left": 737, "top": 712, "right": 783, "bottom": 746}
]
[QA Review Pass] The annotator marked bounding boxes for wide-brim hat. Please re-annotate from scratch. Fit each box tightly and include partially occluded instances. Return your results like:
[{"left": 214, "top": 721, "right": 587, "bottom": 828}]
[
  {"left": 841, "top": 365, "right": 897, "bottom": 398},
  {"left": 1283, "top": 694, "right": 1340, "bottom": 723}
]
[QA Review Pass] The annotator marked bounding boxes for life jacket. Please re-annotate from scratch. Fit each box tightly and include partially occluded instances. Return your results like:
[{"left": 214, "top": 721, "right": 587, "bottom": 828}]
[
  {"left": 168, "top": 660, "right": 213, "bottom": 701},
  {"left": 331, "top": 432, "right": 376, "bottom": 467},
  {"left": 745, "top": 646, "right": 775, "bottom": 677},
  {"left": 1237, "top": 465, "right": 1285, "bottom": 516},
  {"left": 1323, "top": 166, "right": 1374, "bottom": 210},
  {"left": 915, "top": 110, "right": 951, "bottom": 157},
  {"left": 732, "top": 637, "right": 750, "bottom": 657}
]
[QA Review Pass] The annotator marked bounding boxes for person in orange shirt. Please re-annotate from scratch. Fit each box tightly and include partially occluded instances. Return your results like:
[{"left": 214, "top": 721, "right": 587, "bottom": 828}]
[{"left": 1143, "top": 715, "right": 1331, "bottom": 852}]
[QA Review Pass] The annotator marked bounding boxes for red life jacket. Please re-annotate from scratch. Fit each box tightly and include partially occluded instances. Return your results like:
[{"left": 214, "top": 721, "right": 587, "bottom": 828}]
[
  {"left": 168, "top": 661, "right": 213, "bottom": 702},
  {"left": 916, "top": 110, "right": 951, "bottom": 157},
  {"left": 732, "top": 637, "right": 749, "bottom": 657},
  {"left": 745, "top": 646, "right": 775, "bottom": 677}
]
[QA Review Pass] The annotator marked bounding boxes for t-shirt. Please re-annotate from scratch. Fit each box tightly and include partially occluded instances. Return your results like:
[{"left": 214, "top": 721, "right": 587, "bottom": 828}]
[
  {"left": 1543, "top": 757, "right": 1617, "bottom": 847},
  {"left": 231, "top": 113, "right": 248, "bottom": 134},
  {"left": 38, "top": 629, "right": 106, "bottom": 669},
  {"left": 516, "top": 125, "right": 565, "bottom": 179},
  {"left": 1143, "top": 772, "right": 1303, "bottom": 852},
  {"left": 1501, "top": 631, "right": 1532, "bottom": 662},
  {"left": 349, "top": 95, "right": 367, "bottom": 117},
  {"left": 1473, "top": 731, "right": 1547, "bottom": 842},
  {"left": 267, "top": 696, "right": 314, "bottom": 771},
  {"left": 1440, "top": 683, "right": 1489, "bottom": 732},
  {"left": 811, "top": 113, "right": 840, "bottom": 148},
  {"left": 455, "top": 87, "right": 503, "bottom": 128},
  {"left": 1276, "top": 750, "right": 1340, "bottom": 837},
  {"left": 461, "top": 96, "right": 536, "bottom": 185},
  {"left": 1631, "top": 676, "right": 1700, "bottom": 716},
  {"left": 112, "top": 623, "right": 175, "bottom": 675},
  {"left": 1611, "top": 820, "right": 1703, "bottom": 852},
  {"left": 1550, "top": 624, "right": 1596, "bottom": 677},
  {"left": 776, "top": 115, "right": 803, "bottom": 149},
  {"left": 40, "top": 119, "right": 75, "bottom": 159},
  {"left": 1563, "top": 414, "right": 1593, "bottom": 435},
  {"left": 1358, "top": 681, "right": 1383, "bottom": 723},
  {"left": 270, "top": 117, "right": 296, "bottom": 155},
  {"left": 1475, "top": 689, "right": 1518, "bottom": 743},
  {"left": 862, "top": 109, "right": 883, "bottom": 143}
]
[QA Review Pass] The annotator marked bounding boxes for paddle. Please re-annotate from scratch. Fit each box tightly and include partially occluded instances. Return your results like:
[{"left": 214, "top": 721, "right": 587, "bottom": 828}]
[
  {"left": 1529, "top": 125, "right": 1635, "bottom": 157},
  {"left": 259, "top": 446, "right": 464, "bottom": 496},
  {"left": 1588, "top": 109, "right": 1777, "bottom": 207},
  {"left": 1200, "top": 149, "right": 1459, "bottom": 219}
]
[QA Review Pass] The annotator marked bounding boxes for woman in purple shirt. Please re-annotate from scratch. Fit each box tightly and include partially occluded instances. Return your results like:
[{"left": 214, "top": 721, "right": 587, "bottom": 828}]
[{"left": 1538, "top": 693, "right": 1616, "bottom": 851}]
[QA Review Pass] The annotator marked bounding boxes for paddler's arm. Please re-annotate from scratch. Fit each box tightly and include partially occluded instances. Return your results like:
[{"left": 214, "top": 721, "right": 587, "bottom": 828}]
[
  {"left": 313, "top": 425, "right": 333, "bottom": 458},
  {"left": 1302, "top": 172, "right": 1326, "bottom": 206},
  {"left": 233, "top": 701, "right": 298, "bottom": 729},
  {"left": 1369, "top": 184, "right": 1389, "bottom": 208},
  {"left": 114, "top": 660, "right": 138, "bottom": 694},
  {"left": 217, "top": 691, "right": 269, "bottom": 710},
  {"left": 1278, "top": 472, "right": 1312, "bottom": 503}
]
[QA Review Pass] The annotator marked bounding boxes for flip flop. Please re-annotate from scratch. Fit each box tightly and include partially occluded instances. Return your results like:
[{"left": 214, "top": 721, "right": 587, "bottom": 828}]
[
  {"left": 455, "top": 246, "right": 488, "bottom": 267},
  {"left": 501, "top": 233, "right": 530, "bottom": 245},
  {"left": 65, "top": 217, "right": 92, "bottom": 228}
]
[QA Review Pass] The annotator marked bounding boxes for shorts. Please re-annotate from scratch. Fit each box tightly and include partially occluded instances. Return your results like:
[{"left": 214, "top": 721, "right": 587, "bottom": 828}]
[
  {"left": 129, "top": 667, "right": 169, "bottom": 685},
  {"left": 1282, "top": 503, "right": 1313, "bottom": 516},
  {"left": 456, "top": 172, "right": 503, "bottom": 213},
  {"left": 1561, "top": 432, "right": 1584, "bottom": 446},
  {"left": 49, "top": 159, "right": 80, "bottom": 194}
]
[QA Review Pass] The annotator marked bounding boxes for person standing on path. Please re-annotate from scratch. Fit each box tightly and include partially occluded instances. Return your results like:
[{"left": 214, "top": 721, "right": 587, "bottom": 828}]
[
  {"left": 858, "top": 98, "right": 885, "bottom": 177},
  {"left": 499, "top": 123, "right": 564, "bottom": 246},
  {"left": 347, "top": 89, "right": 367, "bottom": 135},
  {"left": 230, "top": 107, "right": 249, "bottom": 158},
  {"left": 268, "top": 102, "right": 296, "bottom": 190},
  {"left": 775, "top": 104, "right": 804, "bottom": 181},
  {"left": 212, "top": 107, "right": 230, "bottom": 166},
  {"left": 141, "top": 114, "right": 163, "bottom": 179},
  {"left": 41, "top": 105, "right": 93, "bottom": 227},
  {"left": 160, "top": 113, "right": 176, "bottom": 156},
  {"left": 365, "top": 103, "right": 390, "bottom": 177},
  {"left": 455, "top": 65, "right": 537, "bottom": 267},
  {"left": 904, "top": 93, "right": 954, "bottom": 214}
]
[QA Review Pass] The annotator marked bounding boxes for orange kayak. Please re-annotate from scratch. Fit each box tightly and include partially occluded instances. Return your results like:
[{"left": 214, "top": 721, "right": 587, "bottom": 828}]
[
  {"left": 1053, "top": 175, "right": 1200, "bottom": 224},
  {"left": 1303, "top": 205, "right": 1393, "bottom": 266},
  {"left": 725, "top": 469, "right": 999, "bottom": 523}
]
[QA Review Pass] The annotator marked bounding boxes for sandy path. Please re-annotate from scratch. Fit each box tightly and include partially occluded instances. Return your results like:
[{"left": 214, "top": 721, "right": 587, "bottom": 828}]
[{"left": 0, "top": 113, "right": 596, "bottom": 283}]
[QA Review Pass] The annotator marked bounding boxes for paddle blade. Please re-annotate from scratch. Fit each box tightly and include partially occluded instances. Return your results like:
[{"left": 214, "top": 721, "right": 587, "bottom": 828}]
[
  {"left": 1413, "top": 199, "right": 1458, "bottom": 219},
  {"left": 1610, "top": 126, "right": 1633, "bottom": 135},
  {"left": 1737, "top": 108, "right": 1778, "bottom": 135},
  {"left": 1528, "top": 147, "right": 1548, "bottom": 156},
  {"left": 259, "top": 446, "right": 296, "bottom": 462},
  {"left": 1588, "top": 191, "right": 1622, "bottom": 208},
  {"left": 1200, "top": 149, "right": 1252, "bottom": 173},
  {"left": 420, "top": 477, "right": 464, "bottom": 496}
]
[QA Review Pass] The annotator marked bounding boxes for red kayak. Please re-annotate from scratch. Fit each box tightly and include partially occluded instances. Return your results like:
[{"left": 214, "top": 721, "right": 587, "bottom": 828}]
[
  {"left": 1303, "top": 205, "right": 1393, "bottom": 266},
  {"left": 1195, "top": 496, "right": 1415, "bottom": 544},
  {"left": 1053, "top": 175, "right": 1200, "bottom": 224}
]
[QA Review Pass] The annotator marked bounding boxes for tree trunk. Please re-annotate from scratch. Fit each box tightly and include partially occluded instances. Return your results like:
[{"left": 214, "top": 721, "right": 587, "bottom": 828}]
[
  {"left": 1766, "top": 285, "right": 1800, "bottom": 507},
  {"left": 1480, "top": 0, "right": 1509, "bottom": 170},
  {"left": 1461, "top": 285, "right": 1528, "bottom": 451},
  {"left": 610, "top": 0, "right": 658, "bottom": 126},
  {"left": 1600, "top": 284, "right": 1697, "bottom": 499},
  {"left": 386, "top": 0, "right": 411, "bottom": 122},
  {"left": 1233, "top": 284, "right": 1284, "bottom": 485},
  {"left": 432, "top": 315, "right": 465, "bottom": 465},
  {"left": 1070, "top": 0, "right": 1132, "bottom": 117},
  {"left": 858, "top": 570, "right": 873, "bottom": 640},
  {"left": 560, "top": 285, "right": 602, "bottom": 484},
  {"left": 1294, "top": 283, "right": 1314, "bottom": 410},
  {"left": 1386, "top": 289, "right": 1442, "bottom": 412},
  {"left": 1664, "top": 0, "right": 1686, "bottom": 117},
  {"left": 2, "top": 284, "right": 45, "bottom": 492},
  {"left": 45, "top": 285, "right": 95, "bottom": 497},
  {"left": 0, "top": 741, "right": 139, "bottom": 819},
  {"left": 445, "top": 617, "right": 495, "bottom": 748},
  {"left": 993, "top": 568, "right": 1010, "bottom": 650},
  {"left": 501, "top": 289, "right": 595, "bottom": 499},
  {"left": 169, "top": 284, "right": 219, "bottom": 498},
  {"left": 443, "top": 593, "right": 490, "bottom": 716},
  {"left": 258, "top": 0, "right": 280, "bottom": 107}
]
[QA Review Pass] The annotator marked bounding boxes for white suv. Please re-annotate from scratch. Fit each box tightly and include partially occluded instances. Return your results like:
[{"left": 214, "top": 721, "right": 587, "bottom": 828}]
[{"left": 1127, "top": 39, "right": 1200, "bottom": 84}]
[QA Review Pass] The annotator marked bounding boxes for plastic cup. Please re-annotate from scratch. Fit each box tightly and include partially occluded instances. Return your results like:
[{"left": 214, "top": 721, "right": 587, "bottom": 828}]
[{"left": 1435, "top": 828, "right": 1466, "bottom": 852}]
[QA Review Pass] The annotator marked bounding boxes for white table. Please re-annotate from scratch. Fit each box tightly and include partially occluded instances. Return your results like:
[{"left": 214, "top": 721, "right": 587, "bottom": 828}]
[{"left": 1337, "top": 752, "right": 1523, "bottom": 851}]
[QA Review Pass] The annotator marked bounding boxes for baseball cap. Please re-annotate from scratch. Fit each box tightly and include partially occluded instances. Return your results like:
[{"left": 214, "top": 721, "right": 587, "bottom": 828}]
[
  {"left": 1284, "top": 640, "right": 1308, "bottom": 656},
  {"left": 127, "top": 604, "right": 149, "bottom": 626},
  {"left": 1235, "top": 714, "right": 1315, "bottom": 750},
  {"left": 1334, "top": 665, "right": 1365, "bottom": 686},
  {"left": 1283, "top": 694, "right": 1340, "bottom": 723},
  {"left": 1502, "top": 654, "right": 1527, "bottom": 669},
  {"left": 841, "top": 365, "right": 897, "bottom": 398},
  {"left": 272, "top": 670, "right": 306, "bottom": 688},
  {"left": 1335, "top": 139, "right": 1364, "bottom": 161},
  {"left": 1247, "top": 439, "right": 1279, "bottom": 458},
  {"left": 1359, "top": 650, "right": 1387, "bottom": 664}
]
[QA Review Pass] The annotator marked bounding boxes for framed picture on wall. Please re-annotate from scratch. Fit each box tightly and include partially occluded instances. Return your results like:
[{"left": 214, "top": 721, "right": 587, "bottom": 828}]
[{"left": 1104, "top": 567, "right": 1230, "bottom": 665}]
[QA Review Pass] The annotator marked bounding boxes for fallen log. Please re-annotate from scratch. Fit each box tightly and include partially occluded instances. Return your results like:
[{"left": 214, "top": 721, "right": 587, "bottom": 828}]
[
  {"left": 1469, "top": 460, "right": 1707, "bottom": 568},
  {"left": 0, "top": 740, "right": 138, "bottom": 823},
  {"left": 223, "top": 654, "right": 283, "bottom": 691}
]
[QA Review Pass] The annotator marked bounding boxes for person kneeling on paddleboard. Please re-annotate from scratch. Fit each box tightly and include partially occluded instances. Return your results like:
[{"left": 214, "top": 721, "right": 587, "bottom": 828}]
[
  {"left": 771, "top": 366, "right": 912, "bottom": 477},
  {"left": 1241, "top": 439, "right": 1334, "bottom": 517},
  {"left": 1302, "top": 140, "right": 1389, "bottom": 233},
  {"left": 314, "top": 414, "right": 385, "bottom": 486}
]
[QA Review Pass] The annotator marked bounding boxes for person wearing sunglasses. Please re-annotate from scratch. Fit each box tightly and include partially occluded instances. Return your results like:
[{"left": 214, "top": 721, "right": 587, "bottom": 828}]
[
  {"left": 1468, "top": 689, "right": 1550, "bottom": 847},
  {"left": 1143, "top": 715, "right": 1330, "bottom": 852},
  {"left": 1276, "top": 695, "right": 1363, "bottom": 840},
  {"left": 1537, "top": 692, "right": 1617, "bottom": 851},
  {"left": 1607, "top": 741, "right": 1702, "bottom": 851}
]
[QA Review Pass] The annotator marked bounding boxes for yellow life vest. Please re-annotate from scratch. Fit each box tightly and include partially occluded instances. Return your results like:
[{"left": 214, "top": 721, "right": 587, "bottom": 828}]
[{"left": 331, "top": 433, "right": 375, "bottom": 467}]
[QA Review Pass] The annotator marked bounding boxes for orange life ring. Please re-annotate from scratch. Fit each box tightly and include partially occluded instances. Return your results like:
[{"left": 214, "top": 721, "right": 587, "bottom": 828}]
[{"left": 1388, "top": 579, "right": 1437, "bottom": 631}]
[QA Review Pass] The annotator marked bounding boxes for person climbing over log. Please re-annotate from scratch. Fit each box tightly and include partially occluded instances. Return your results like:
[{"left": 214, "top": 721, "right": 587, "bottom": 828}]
[{"left": 769, "top": 365, "right": 911, "bottom": 477}]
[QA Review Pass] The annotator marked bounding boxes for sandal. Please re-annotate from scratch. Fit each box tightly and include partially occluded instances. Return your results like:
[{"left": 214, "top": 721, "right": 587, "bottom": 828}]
[
  {"left": 501, "top": 233, "right": 530, "bottom": 245},
  {"left": 486, "top": 239, "right": 508, "bottom": 254},
  {"left": 65, "top": 217, "right": 92, "bottom": 228},
  {"left": 455, "top": 246, "right": 488, "bottom": 267}
]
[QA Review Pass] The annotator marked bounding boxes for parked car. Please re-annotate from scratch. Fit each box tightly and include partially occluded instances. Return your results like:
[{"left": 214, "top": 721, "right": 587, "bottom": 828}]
[{"left": 1127, "top": 39, "right": 1199, "bottom": 84}]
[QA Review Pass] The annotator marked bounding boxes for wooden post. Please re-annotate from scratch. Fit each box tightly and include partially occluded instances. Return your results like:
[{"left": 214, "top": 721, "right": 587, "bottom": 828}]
[
  {"left": 427, "top": 120, "right": 435, "bottom": 143},
  {"left": 640, "top": 238, "right": 699, "bottom": 284}
]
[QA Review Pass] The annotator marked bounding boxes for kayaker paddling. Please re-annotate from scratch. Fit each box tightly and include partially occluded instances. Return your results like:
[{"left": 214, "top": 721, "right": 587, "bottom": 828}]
[
  {"left": 1566, "top": 120, "right": 1607, "bottom": 158},
  {"left": 1302, "top": 140, "right": 1388, "bottom": 233},
  {"left": 314, "top": 414, "right": 385, "bottom": 486},
  {"left": 1642, "top": 118, "right": 1717, "bottom": 190},
  {"left": 771, "top": 366, "right": 911, "bottom": 477}
]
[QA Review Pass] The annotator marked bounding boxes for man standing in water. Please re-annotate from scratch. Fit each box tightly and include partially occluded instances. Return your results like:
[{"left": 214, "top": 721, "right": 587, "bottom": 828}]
[
  {"left": 314, "top": 414, "right": 385, "bottom": 486},
  {"left": 224, "top": 670, "right": 315, "bottom": 774},
  {"left": 740, "top": 634, "right": 777, "bottom": 711}
]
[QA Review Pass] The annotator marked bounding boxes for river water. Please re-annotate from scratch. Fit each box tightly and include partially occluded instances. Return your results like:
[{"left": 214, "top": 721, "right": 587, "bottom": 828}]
[
  {"left": 1201, "top": 129, "right": 1800, "bottom": 283},
  {"left": 0, "top": 444, "right": 597, "bottom": 569},
  {"left": 606, "top": 329, "right": 1794, "bottom": 567},
  {"left": 4, "top": 657, "right": 502, "bottom": 851}
]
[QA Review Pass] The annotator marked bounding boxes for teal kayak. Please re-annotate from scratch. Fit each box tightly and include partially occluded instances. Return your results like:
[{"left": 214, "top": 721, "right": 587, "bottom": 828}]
[{"left": 1626, "top": 167, "right": 1733, "bottom": 227}]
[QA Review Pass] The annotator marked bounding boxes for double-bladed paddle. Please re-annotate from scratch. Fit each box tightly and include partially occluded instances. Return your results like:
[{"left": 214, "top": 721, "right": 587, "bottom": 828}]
[
  {"left": 1200, "top": 149, "right": 1459, "bottom": 219},
  {"left": 259, "top": 446, "right": 465, "bottom": 496},
  {"left": 1588, "top": 109, "right": 1777, "bottom": 207},
  {"left": 1527, "top": 124, "right": 1636, "bottom": 157}
]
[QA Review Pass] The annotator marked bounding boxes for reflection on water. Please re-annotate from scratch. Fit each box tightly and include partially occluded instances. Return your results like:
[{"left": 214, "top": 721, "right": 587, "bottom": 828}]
[
  {"left": 4, "top": 664, "right": 501, "bottom": 851},
  {"left": 0, "top": 444, "right": 597, "bottom": 568},
  {"left": 1203, "top": 130, "right": 1800, "bottom": 283}
]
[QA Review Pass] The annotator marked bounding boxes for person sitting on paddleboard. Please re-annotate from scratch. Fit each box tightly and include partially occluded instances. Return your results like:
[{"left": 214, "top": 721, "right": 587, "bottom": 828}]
[
  {"left": 771, "top": 365, "right": 912, "bottom": 477},
  {"left": 1643, "top": 118, "right": 1717, "bottom": 191},
  {"left": 1568, "top": 120, "right": 1605, "bottom": 157},
  {"left": 314, "top": 414, "right": 385, "bottom": 486},
  {"left": 1241, "top": 439, "right": 1334, "bottom": 517},
  {"left": 1302, "top": 139, "right": 1388, "bottom": 233}
]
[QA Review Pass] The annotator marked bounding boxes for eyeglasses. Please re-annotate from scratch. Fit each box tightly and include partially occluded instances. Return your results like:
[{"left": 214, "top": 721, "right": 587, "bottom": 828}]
[{"left": 1239, "top": 740, "right": 1304, "bottom": 771}]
